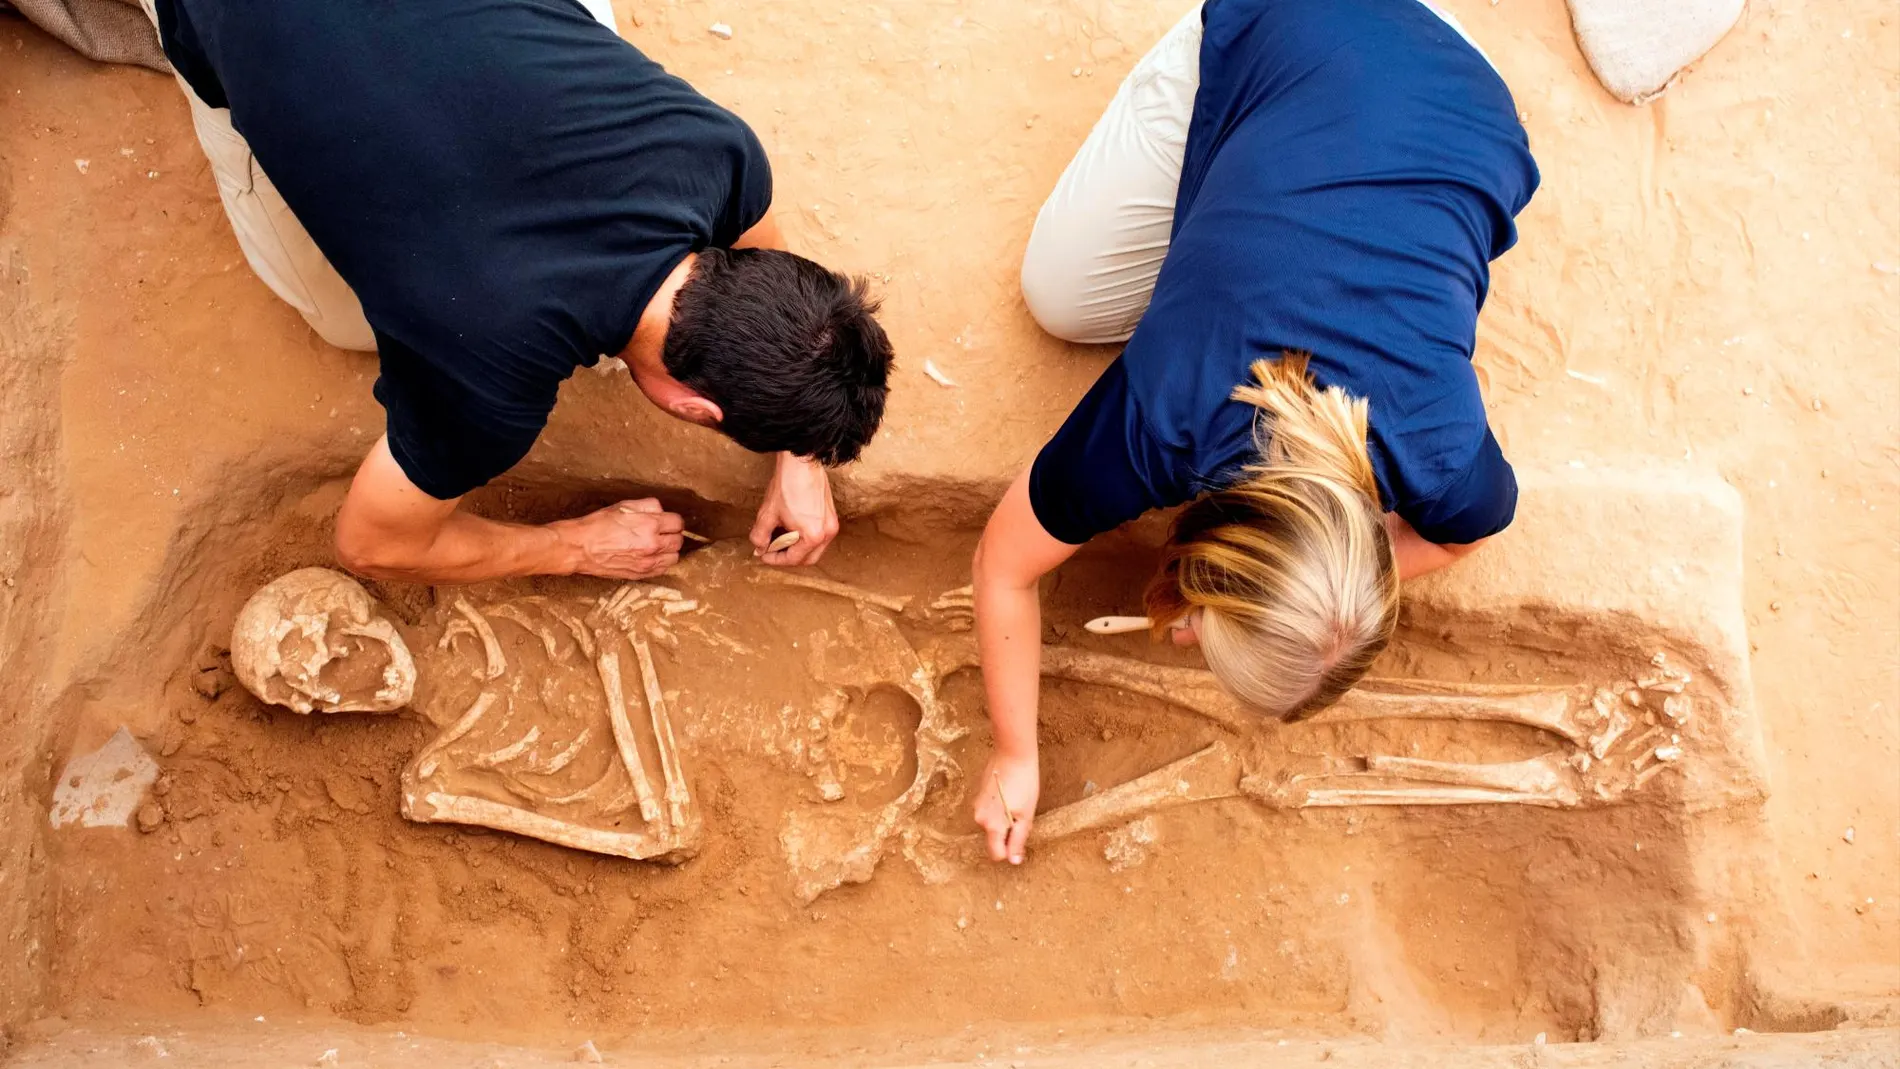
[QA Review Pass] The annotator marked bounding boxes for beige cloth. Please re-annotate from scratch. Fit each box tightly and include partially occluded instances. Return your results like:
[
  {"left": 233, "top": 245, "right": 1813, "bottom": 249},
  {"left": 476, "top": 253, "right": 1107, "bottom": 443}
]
[
  {"left": 1019, "top": 1, "right": 1493, "bottom": 346},
  {"left": 134, "top": 0, "right": 619, "bottom": 352},
  {"left": 5, "top": 0, "right": 168, "bottom": 71}
]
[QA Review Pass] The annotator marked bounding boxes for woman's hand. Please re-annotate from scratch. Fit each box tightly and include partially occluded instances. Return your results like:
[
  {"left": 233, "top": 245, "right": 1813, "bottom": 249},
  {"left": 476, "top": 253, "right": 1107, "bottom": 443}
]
[
  {"left": 974, "top": 749, "right": 1041, "bottom": 865},
  {"left": 970, "top": 469, "right": 1082, "bottom": 865}
]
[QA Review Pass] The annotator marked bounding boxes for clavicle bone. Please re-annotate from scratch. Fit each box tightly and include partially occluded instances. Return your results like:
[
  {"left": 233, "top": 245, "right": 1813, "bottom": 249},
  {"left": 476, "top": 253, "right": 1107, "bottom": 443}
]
[{"left": 748, "top": 570, "right": 914, "bottom": 614}]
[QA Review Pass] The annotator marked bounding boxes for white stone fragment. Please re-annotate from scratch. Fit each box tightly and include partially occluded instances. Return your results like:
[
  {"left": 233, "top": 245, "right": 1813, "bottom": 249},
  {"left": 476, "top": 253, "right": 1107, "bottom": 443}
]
[
  {"left": 923, "top": 359, "right": 958, "bottom": 388},
  {"left": 50, "top": 728, "right": 160, "bottom": 829},
  {"left": 708, "top": 21, "right": 733, "bottom": 39}
]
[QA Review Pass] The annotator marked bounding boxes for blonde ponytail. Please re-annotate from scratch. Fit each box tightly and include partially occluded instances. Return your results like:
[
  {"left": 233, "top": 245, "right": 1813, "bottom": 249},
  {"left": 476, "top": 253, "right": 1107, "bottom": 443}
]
[{"left": 1144, "top": 353, "right": 1399, "bottom": 720}]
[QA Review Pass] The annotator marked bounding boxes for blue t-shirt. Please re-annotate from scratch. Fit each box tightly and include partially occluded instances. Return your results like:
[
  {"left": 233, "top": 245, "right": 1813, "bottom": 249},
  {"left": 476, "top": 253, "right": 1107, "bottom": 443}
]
[
  {"left": 156, "top": 0, "right": 773, "bottom": 499},
  {"left": 1030, "top": 0, "right": 1538, "bottom": 546}
]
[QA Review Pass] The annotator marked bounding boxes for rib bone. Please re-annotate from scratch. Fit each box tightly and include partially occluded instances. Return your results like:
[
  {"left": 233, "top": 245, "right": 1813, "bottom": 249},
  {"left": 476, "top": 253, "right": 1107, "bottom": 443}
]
[
  {"left": 415, "top": 691, "right": 498, "bottom": 780},
  {"left": 452, "top": 599, "right": 507, "bottom": 680}
]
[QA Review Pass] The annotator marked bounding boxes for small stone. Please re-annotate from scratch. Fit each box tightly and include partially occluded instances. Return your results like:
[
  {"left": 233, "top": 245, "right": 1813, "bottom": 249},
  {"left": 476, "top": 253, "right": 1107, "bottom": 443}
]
[
  {"left": 1533, "top": 1032, "right": 1547, "bottom": 1045},
  {"left": 136, "top": 803, "right": 165, "bottom": 833},
  {"left": 1769, "top": 601, "right": 1782, "bottom": 612},
  {"left": 74, "top": 158, "right": 90, "bottom": 174},
  {"left": 708, "top": 21, "right": 733, "bottom": 39},
  {"left": 1844, "top": 827, "right": 1856, "bottom": 844},
  {"left": 133, "top": 1035, "right": 168, "bottom": 1059},
  {"left": 315, "top": 1050, "right": 340, "bottom": 1068},
  {"left": 146, "top": 170, "right": 160, "bottom": 179},
  {"left": 574, "top": 1039, "right": 604, "bottom": 1063},
  {"left": 1103, "top": 816, "right": 1158, "bottom": 873},
  {"left": 191, "top": 668, "right": 229, "bottom": 700}
]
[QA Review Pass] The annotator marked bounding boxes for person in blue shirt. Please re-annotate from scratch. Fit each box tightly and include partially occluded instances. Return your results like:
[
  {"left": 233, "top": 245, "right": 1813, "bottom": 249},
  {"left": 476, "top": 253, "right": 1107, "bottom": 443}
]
[{"left": 970, "top": 0, "right": 1540, "bottom": 864}]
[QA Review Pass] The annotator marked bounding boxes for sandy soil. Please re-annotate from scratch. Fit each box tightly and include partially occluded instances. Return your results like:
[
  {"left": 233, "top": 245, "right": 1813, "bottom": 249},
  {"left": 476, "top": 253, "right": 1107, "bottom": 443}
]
[{"left": 0, "top": 0, "right": 1896, "bottom": 1058}]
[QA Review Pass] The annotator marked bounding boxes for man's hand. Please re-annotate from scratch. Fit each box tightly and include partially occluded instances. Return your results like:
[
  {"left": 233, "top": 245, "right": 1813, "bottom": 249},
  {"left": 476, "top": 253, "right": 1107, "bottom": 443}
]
[
  {"left": 335, "top": 438, "right": 684, "bottom": 583},
  {"left": 550, "top": 498, "right": 684, "bottom": 579},
  {"left": 750, "top": 452, "right": 839, "bottom": 566},
  {"left": 974, "top": 748, "right": 1040, "bottom": 865}
]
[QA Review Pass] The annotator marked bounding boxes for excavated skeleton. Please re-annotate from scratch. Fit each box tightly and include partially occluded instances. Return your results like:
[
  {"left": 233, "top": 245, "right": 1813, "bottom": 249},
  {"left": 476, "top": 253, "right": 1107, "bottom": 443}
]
[
  {"left": 232, "top": 571, "right": 702, "bottom": 862},
  {"left": 233, "top": 560, "right": 1698, "bottom": 896}
]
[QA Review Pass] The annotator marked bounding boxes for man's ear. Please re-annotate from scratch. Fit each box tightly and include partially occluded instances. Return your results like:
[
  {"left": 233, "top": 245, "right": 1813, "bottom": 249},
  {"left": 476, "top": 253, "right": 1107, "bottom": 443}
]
[{"left": 666, "top": 393, "right": 724, "bottom": 429}]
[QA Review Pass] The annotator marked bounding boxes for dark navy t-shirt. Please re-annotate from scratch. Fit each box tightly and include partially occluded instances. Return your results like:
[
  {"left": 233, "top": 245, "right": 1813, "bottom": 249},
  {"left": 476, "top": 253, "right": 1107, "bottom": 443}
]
[
  {"left": 1029, "top": 0, "right": 1538, "bottom": 546},
  {"left": 156, "top": 0, "right": 773, "bottom": 499}
]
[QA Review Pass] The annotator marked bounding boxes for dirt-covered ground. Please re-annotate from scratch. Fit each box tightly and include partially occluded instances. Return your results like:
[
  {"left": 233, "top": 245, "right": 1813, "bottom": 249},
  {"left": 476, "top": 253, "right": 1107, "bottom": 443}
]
[{"left": 0, "top": 0, "right": 1895, "bottom": 1060}]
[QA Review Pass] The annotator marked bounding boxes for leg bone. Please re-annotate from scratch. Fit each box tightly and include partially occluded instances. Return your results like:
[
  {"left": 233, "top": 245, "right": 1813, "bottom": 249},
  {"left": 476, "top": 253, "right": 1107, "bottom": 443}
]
[
  {"left": 630, "top": 631, "right": 692, "bottom": 834},
  {"left": 596, "top": 646, "right": 662, "bottom": 826},
  {"left": 407, "top": 792, "right": 689, "bottom": 863},
  {"left": 1361, "top": 753, "right": 1577, "bottom": 799}
]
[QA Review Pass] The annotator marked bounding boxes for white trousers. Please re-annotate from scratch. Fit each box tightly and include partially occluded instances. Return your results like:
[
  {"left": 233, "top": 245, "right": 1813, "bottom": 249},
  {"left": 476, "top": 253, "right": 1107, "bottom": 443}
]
[
  {"left": 1019, "top": 1, "right": 1492, "bottom": 346},
  {"left": 140, "top": 0, "right": 619, "bottom": 352}
]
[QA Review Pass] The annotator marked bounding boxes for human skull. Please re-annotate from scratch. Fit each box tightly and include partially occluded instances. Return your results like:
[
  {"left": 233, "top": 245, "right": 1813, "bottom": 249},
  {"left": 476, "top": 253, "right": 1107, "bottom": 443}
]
[{"left": 231, "top": 568, "right": 417, "bottom": 714}]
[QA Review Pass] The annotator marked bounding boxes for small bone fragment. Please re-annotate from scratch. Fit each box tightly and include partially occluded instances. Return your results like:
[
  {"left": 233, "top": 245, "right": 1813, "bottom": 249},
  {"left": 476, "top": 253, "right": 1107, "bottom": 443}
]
[
  {"left": 661, "top": 599, "right": 700, "bottom": 616},
  {"left": 1589, "top": 704, "right": 1634, "bottom": 759},
  {"left": 1362, "top": 753, "right": 1576, "bottom": 800},
  {"left": 453, "top": 599, "right": 507, "bottom": 680},
  {"left": 748, "top": 569, "right": 913, "bottom": 613},
  {"left": 1103, "top": 816, "right": 1159, "bottom": 872},
  {"left": 575, "top": 1039, "right": 605, "bottom": 1063},
  {"left": 1085, "top": 615, "right": 1153, "bottom": 635},
  {"left": 415, "top": 692, "right": 499, "bottom": 780},
  {"left": 1662, "top": 695, "right": 1693, "bottom": 724},
  {"left": 523, "top": 727, "right": 591, "bottom": 776},
  {"left": 1632, "top": 762, "right": 1671, "bottom": 790},
  {"left": 767, "top": 530, "right": 802, "bottom": 553},
  {"left": 930, "top": 585, "right": 974, "bottom": 611},
  {"left": 538, "top": 600, "right": 596, "bottom": 658},
  {"left": 484, "top": 603, "right": 563, "bottom": 661},
  {"left": 1844, "top": 827, "right": 1856, "bottom": 844},
  {"left": 597, "top": 649, "right": 663, "bottom": 825},
  {"left": 411, "top": 792, "right": 688, "bottom": 862},
  {"left": 631, "top": 633, "right": 691, "bottom": 831},
  {"left": 474, "top": 726, "right": 542, "bottom": 769},
  {"left": 923, "top": 359, "right": 958, "bottom": 387},
  {"left": 1653, "top": 744, "right": 1684, "bottom": 762}
]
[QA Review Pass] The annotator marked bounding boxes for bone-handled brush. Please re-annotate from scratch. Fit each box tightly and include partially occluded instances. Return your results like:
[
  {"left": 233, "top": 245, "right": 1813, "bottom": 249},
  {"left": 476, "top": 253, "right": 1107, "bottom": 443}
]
[{"left": 1085, "top": 615, "right": 1152, "bottom": 635}]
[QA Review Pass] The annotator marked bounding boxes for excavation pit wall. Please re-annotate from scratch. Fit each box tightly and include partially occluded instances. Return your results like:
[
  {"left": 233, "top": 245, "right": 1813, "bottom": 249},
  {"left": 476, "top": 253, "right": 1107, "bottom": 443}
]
[{"left": 9, "top": 459, "right": 1815, "bottom": 1059}]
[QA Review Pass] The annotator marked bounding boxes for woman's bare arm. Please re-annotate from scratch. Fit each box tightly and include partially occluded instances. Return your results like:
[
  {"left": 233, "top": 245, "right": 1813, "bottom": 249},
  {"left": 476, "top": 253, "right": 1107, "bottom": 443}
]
[
  {"left": 971, "top": 468, "right": 1082, "bottom": 863},
  {"left": 1385, "top": 511, "right": 1489, "bottom": 581}
]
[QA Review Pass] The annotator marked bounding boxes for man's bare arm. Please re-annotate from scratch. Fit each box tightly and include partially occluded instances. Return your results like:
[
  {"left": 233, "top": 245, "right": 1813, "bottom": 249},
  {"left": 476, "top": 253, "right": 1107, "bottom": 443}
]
[{"left": 334, "top": 437, "right": 683, "bottom": 583}]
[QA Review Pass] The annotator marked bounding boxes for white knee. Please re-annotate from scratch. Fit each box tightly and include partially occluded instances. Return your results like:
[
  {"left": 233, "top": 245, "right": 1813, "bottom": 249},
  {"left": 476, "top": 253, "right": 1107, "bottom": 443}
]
[
  {"left": 303, "top": 307, "right": 378, "bottom": 353},
  {"left": 1019, "top": 237, "right": 1096, "bottom": 344}
]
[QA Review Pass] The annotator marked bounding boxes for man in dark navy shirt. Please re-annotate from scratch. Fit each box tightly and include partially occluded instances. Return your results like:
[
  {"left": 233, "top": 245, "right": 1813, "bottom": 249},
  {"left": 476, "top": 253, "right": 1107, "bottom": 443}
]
[{"left": 146, "top": 0, "right": 893, "bottom": 582}]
